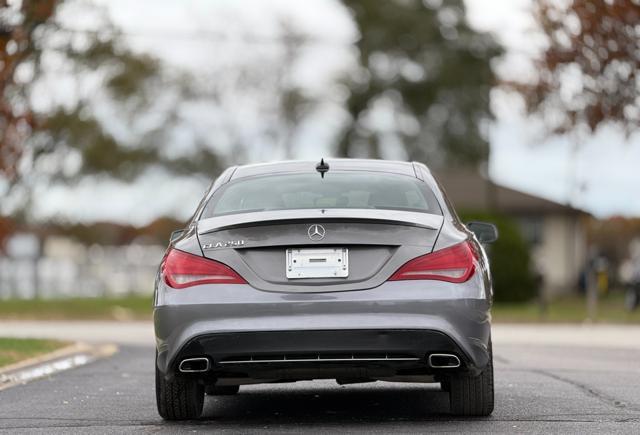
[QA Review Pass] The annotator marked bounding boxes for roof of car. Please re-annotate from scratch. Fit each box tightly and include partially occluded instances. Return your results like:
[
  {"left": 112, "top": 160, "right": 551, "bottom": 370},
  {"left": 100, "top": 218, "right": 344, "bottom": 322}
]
[{"left": 230, "top": 159, "right": 419, "bottom": 180}]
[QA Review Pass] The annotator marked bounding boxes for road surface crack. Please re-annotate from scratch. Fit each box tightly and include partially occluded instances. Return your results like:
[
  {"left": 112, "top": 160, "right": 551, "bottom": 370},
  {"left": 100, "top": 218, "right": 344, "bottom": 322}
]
[{"left": 532, "top": 368, "right": 640, "bottom": 413}]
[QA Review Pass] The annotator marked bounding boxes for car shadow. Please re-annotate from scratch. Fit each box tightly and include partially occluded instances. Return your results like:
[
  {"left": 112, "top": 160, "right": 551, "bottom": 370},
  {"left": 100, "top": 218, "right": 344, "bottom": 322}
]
[{"left": 198, "top": 383, "right": 454, "bottom": 424}]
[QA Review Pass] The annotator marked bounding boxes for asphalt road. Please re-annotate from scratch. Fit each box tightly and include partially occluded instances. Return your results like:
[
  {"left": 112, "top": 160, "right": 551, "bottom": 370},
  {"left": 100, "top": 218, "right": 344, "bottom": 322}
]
[{"left": 1, "top": 324, "right": 640, "bottom": 434}]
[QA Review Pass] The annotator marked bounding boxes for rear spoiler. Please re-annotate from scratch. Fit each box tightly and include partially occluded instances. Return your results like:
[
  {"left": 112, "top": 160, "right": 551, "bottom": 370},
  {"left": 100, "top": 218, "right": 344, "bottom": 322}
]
[{"left": 198, "top": 208, "right": 444, "bottom": 235}]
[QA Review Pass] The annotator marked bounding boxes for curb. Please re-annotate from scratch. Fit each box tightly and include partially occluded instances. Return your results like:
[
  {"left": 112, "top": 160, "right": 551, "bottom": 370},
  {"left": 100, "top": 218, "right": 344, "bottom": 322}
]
[{"left": 0, "top": 342, "right": 118, "bottom": 391}]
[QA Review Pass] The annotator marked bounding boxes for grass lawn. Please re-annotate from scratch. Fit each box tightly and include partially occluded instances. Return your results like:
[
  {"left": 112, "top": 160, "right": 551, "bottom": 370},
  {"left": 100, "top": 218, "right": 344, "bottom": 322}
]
[
  {"left": 0, "top": 295, "right": 153, "bottom": 321},
  {"left": 492, "top": 293, "right": 640, "bottom": 324},
  {"left": 0, "top": 337, "right": 70, "bottom": 367},
  {"left": 0, "top": 293, "right": 639, "bottom": 324}
]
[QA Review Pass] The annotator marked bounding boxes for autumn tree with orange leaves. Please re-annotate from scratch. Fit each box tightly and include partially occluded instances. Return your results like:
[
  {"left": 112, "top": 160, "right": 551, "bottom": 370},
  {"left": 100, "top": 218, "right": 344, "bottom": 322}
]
[
  {"left": 511, "top": 0, "right": 640, "bottom": 137},
  {"left": 0, "top": 0, "right": 57, "bottom": 181},
  {"left": 0, "top": 0, "right": 224, "bottom": 214}
]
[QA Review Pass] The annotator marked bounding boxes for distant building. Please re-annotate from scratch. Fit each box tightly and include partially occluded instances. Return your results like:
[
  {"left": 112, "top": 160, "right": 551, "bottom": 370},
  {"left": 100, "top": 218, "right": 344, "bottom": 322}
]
[{"left": 434, "top": 169, "right": 590, "bottom": 296}]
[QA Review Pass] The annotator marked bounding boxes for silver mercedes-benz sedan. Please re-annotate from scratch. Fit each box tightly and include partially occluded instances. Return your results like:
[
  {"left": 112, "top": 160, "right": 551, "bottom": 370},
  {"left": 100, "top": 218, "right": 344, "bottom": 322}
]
[{"left": 154, "top": 158, "right": 498, "bottom": 420}]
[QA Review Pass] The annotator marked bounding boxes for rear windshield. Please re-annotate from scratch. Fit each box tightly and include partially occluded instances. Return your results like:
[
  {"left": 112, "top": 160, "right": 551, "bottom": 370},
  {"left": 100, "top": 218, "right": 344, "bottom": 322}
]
[{"left": 201, "top": 172, "right": 442, "bottom": 218}]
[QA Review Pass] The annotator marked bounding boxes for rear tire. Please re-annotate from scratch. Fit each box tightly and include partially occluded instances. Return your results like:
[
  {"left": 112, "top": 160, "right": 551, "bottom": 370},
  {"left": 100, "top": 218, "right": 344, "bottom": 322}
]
[
  {"left": 205, "top": 384, "right": 240, "bottom": 396},
  {"left": 155, "top": 357, "right": 204, "bottom": 420},
  {"left": 448, "top": 341, "right": 494, "bottom": 417}
]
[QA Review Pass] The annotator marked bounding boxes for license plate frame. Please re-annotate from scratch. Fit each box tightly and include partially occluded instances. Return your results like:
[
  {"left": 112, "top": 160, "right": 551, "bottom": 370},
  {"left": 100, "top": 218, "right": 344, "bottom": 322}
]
[{"left": 286, "top": 248, "right": 349, "bottom": 279}]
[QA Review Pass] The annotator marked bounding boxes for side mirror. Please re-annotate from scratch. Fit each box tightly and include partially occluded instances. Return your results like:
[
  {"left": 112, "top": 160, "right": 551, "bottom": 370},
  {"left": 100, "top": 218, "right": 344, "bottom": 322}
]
[
  {"left": 466, "top": 221, "right": 498, "bottom": 244},
  {"left": 169, "top": 229, "right": 185, "bottom": 243}
]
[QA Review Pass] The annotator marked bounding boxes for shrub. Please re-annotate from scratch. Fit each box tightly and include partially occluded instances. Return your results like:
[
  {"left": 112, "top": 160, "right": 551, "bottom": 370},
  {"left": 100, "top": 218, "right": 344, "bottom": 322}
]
[{"left": 459, "top": 211, "right": 537, "bottom": 303}]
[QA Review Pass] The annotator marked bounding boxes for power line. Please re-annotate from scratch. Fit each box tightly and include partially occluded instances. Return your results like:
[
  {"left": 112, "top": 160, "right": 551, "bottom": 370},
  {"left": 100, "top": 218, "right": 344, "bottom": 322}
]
[
  {"left": 47, "top": 26, "right": 539, "bottom": 58},
  {"left": 48, "top": 26, "right": 354, "bottom": 47}
]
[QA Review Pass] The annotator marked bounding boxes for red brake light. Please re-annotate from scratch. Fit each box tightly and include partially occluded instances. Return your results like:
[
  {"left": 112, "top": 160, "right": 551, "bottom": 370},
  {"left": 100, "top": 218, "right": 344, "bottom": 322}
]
[
  {"left": 161, "top": 249, "right": 246, "bottom": 288},
  {"left": 388, "top": 241, "right": 478, "bottom": 283}
]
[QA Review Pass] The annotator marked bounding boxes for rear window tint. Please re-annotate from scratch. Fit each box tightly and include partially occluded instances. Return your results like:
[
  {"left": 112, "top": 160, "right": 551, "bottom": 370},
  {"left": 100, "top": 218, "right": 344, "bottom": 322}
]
[{"left": 201, "top": 172, "right": 442, "bottom": 218}]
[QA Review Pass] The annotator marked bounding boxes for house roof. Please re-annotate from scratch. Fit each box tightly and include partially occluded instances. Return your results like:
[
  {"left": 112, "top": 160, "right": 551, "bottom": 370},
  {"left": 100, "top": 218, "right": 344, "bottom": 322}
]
[{"left": 432, "top": 168, "right": 589, "bottom": 216}]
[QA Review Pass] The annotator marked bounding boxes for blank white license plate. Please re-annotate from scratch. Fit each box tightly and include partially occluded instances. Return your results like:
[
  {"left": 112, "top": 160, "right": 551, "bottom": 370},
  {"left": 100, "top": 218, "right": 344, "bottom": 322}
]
[{"left": 286, "top": 248, "right": 349, "bottom": 279}]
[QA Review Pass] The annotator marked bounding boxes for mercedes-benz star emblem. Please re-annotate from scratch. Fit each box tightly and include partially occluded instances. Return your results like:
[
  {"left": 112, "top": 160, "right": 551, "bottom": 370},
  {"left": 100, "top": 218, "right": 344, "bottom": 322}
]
[{"left": 307, "top": 224, "right": 326, "bottom": 241}]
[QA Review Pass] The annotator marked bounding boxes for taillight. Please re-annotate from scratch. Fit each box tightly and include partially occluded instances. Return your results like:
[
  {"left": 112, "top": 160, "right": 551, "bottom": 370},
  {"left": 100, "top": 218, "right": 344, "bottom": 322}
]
[
  {"left": 388, "top": 241, "right": 478, "bottom": 283},
  {"left": 161, "top": 248, "right": 246, "bottom": 289}
]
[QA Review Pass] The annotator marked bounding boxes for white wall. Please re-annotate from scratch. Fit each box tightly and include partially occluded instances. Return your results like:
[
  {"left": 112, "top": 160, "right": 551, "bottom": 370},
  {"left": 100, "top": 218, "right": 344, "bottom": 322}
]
[
  {"left": 533, "top": 215, "right": 587, "bottom": 296},
  {"left": 0, "top": 238, "right": 165, "bottom": 299}
]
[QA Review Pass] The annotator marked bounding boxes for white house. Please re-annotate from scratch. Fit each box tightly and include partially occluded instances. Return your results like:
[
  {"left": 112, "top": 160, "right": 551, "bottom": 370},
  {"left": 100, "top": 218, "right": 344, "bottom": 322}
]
[{"left": 435, "top": 169, "right": 589, "bottom": 296}]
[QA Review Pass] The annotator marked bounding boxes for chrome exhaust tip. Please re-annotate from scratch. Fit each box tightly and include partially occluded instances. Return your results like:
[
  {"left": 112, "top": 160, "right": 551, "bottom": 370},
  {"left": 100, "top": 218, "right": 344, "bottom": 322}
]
[
  {"left": 179, "top": 357, "right": 210, "bottom": 373},
  {"left": 428, "top": 353, "right": 461, "bottom": 369}
]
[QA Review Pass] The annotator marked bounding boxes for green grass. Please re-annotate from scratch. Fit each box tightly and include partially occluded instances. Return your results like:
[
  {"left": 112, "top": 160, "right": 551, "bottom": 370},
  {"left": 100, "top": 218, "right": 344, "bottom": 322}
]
[
  {"left": 0, "top": 295, "right": 153, "bottom": 321},
  {"left": 0, "top": 337, "right": 70, "bottom": 367},
  {"left": 493, "top": 293, "right": 640, "bottom": 324}
]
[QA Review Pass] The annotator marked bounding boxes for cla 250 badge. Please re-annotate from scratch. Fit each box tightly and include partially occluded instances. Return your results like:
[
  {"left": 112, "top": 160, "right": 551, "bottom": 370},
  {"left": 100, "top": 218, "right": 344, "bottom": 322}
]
[{"left": 202, "top": 240, "right": 245, "bottom": 250}]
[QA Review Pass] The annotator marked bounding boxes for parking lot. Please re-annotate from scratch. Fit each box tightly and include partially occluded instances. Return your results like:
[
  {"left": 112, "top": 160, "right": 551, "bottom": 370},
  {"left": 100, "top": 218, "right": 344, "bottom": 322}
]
[{"left": 0, "top": 323, "right": 639, "bottom": 433}]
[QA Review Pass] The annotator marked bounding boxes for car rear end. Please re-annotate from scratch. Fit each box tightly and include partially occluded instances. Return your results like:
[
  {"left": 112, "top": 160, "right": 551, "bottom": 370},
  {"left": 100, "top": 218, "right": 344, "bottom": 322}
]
[{"left": 154, "top": 159, "right": 494, "bottom": 420}]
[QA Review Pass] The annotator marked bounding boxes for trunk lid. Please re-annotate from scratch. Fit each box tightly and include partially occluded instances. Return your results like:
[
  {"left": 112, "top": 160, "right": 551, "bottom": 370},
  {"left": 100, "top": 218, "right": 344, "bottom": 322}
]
[{"left": 197, "top": 209, "right": 443, "bottom": 293}]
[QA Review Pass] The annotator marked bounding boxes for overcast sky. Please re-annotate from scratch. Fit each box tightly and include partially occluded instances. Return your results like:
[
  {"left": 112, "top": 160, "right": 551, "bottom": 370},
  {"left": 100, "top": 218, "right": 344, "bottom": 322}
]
[{"left": 31, "top": 0, "right": 640, "bottom": 224}]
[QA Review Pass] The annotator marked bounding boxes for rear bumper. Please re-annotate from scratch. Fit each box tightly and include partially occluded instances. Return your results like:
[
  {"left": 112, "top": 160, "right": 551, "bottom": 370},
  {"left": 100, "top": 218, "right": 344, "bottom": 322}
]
[
  {"left": 154, "top": 280, "right": 492, "bottom": 378},
  {"left": 166, "top": 329, "right": 478, "bottom": 379}
]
